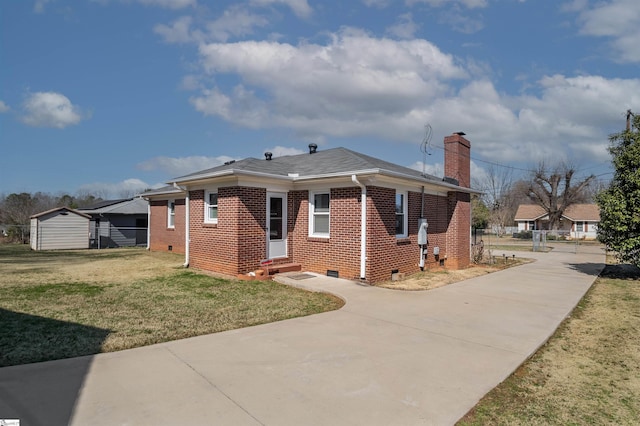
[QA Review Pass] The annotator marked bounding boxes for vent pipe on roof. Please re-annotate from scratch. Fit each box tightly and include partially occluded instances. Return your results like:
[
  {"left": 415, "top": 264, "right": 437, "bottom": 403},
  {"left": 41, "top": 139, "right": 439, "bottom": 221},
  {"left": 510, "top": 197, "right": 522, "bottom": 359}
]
[
  {"left": 265, "top": 152, "right": 273, "bottom": 161},
  {"left": 309, "top": 143, "right": 318, "bottom": 154}
]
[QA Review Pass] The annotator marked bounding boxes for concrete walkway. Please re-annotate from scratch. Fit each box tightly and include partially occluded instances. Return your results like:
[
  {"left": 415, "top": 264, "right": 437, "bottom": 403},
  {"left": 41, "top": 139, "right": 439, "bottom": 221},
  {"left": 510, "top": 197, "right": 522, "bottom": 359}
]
[{"left": 0, "top": 246, "right": 605, "bottom": 426}]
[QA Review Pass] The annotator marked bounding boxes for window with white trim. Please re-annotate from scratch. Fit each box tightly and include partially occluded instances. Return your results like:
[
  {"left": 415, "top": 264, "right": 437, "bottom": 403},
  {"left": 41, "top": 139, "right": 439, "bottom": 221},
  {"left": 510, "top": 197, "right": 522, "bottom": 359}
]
[
  {"left": 395, "top": 191, "right": 407, "bottom": 237},
  {"left": 576, "top": 221, "right": 584, "bottom": 232},
  {"left": 309, "top": 191, "right": 330, "bottom": 237},
  {"left": 205, "top": 191, "right": 218, "bottom": 224},
  {"left": 167, "top": 199, "right": 175, "bottom": 228}
]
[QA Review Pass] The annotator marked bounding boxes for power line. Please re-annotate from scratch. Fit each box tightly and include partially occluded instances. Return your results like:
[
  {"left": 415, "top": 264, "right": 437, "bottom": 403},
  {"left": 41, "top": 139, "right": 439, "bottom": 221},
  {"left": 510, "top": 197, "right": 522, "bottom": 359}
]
[{"left": 430, "top": 143, "right": 610, "bottom": 176}]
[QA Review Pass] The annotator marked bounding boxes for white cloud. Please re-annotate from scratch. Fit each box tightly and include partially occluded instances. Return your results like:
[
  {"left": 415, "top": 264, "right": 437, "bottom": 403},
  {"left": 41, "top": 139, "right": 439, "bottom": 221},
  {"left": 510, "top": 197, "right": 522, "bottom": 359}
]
[
  {"left": 250, "top": 0, "right": 313, "bottom": 18},
  {"left": 266, "top": 146, "right": 306, "bottom": 157},
  {"left": 192, "top": 29, "right": 467, "bottom": 139},
  {"left": 406, "top": 0, "right": 488, "bottom": 9},
  {"left": 154, "top": 16, "right": 195, "bottom": 44},
  {"left": 438, "top": 8, "right": 484, "bottom": 34},
  {"left": 184, "top": 28, "right": 637, "bottom": 171},
  {"left": 362, "top": 0, "right": 391, "bottom": 8},
  {"left": 137, "top": 155, "right": 236, "bottom": 176},
  {"left": 206, "top": 5, "right": 270, "bottom": 42},
  {"left": 408, "top": 161, "right": 443, "bottom": 177},
  {"left": 572, "top": 0, "right": 640, "bottom": 63},
  {"left": 137, "top": 0, "right": 196, "bottom": 9},
  {"left": 33, "top": 0, "right": 52, "bottom": 13},
  {"left": 408, "top": 160, "right": 488, "bottom": 183},
  {"left": 386, "top": 13, "right": 420, "bottom": 39},
  {"left": 78, "top": 178, "right": 151, "bottom": 199},
  {"left": 21, "top": 92, "right": 85, "bottom": 129},
  {"left": 154, "top": 6, "right": 269, "bottom": 44},
  {"left": 0, "top": 100, "right": 9, "bottom": 113}
]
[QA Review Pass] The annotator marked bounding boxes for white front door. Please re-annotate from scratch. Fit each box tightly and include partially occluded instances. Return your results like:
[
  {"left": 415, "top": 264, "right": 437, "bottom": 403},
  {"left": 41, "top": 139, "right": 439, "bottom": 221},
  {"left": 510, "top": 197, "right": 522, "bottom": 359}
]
[{"left": 267, "top": 192, "right": 287, "bottom": 259}]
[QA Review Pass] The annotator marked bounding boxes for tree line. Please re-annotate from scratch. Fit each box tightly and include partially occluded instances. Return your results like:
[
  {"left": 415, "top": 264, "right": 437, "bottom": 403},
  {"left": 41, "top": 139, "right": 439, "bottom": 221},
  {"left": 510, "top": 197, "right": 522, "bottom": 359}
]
[
  {"left": 471, "top": 163, "right": 601, "bottom": 235},
  {"left": 471, "top": 112, "right": 639, "bottom": 267},
  {"left": 0, "top": 192, "right": 104, "bottom": 243}
]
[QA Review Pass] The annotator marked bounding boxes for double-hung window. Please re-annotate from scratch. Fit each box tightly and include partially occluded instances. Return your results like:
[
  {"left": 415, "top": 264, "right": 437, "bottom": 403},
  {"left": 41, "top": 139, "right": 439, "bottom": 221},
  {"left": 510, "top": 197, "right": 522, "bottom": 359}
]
[
  {"left": 395, "top": 191, "right": 407, "bottom": 238},
  {"left": 576, "top": 221, "right": 584, "bottom": 232},
  {"left": 167, "top": 199, "right": 175, "bottom": 228},
  {"left": 310, "top": 192, "right": 330, "bottom": 237},
  {"left": 205, "top": 191, "right": 218, "bottom": 224}
]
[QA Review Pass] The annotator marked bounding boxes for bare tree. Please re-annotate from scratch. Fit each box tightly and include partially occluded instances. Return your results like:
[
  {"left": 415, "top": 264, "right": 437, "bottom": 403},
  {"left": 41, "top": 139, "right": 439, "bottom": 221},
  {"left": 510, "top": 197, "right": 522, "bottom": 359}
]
[
  {"left": 0, "top": 193, "right": 54, "bottom": 243},
  {"left": 527, "top": 162, "right": 595, "bottom": 230},
  {"left": 475, "top": 164, "right": 518, "bottom": 236}
]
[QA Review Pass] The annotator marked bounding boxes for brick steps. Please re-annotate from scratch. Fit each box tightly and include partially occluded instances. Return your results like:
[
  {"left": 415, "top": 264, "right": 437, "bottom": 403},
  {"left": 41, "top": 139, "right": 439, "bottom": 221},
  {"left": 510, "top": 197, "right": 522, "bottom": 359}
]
[
  {"left": 263, "top": 263, "right": 302, "bottom": 275},
  {"left": 237, "top": 263, "right": 302, "bottom": 281}
]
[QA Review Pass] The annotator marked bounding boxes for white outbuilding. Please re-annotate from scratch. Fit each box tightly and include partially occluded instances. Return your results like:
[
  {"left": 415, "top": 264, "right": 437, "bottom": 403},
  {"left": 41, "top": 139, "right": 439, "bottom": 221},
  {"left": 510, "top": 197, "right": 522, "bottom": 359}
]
[{"left": 30, "top": 207, "right": 91, "bottom": 250}]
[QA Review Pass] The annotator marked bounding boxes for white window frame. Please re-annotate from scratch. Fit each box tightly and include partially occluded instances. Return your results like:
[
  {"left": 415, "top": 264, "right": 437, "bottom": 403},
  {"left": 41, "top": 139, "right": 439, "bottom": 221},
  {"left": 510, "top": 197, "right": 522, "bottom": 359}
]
[
  {"left": 167, "top": 199, "right": 175, "bottom": 229},
  {"left": 309, "top": 191, "right": 330, "bottom": 238},
  {"left": 204, "top": 190, "right": 219, "bottom": 224},
  {"left": 395, "top": 191, "right": 408, "bottom": 238},
  {"left": 576, "top": 221, "right": 584, "bottom": 232}
]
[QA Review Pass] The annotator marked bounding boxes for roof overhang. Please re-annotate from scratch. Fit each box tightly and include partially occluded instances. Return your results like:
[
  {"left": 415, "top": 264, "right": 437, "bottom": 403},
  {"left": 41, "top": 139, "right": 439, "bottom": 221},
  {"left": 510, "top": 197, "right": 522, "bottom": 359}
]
[{"left": 171, "top": 168, "right": 480, "bottom": 195}]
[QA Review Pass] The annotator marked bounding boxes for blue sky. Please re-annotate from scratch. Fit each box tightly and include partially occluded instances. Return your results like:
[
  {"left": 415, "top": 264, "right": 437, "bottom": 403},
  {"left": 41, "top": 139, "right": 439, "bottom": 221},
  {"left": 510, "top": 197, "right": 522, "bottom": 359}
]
[{"left": 1, "top": 0, "right": 638, "bottom": 198}]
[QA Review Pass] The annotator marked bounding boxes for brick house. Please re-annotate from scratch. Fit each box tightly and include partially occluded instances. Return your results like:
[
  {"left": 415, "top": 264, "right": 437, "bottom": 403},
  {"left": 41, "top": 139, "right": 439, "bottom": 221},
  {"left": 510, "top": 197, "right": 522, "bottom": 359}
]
[
  {"left": 143, "top": 133, "right": 476, "bottom": 283},
  {"left": 515, "top": 204, "right": 600, "bottom": 240},
  {"left": 143, "top": 185, "right": 187, "bottom": 254}
]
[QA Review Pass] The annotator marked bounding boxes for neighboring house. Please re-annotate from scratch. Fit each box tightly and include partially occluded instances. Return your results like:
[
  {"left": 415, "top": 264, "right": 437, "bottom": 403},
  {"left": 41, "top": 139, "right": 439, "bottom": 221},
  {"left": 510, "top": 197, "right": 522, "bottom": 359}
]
[
  {"left": 141, "top": 185, "right": 187, "bottom": 254},
  {"left": 145, "top": 133, "right": 477, "bottom": 284},
  {"left": 78, "top": 198, "right": 149, "bottom": 248},
  {"left": 514, "top": 204, "right": 600, "bottom": 239},
  {"left": 30, "top": 207, "right": 90, "bottom": 250}
]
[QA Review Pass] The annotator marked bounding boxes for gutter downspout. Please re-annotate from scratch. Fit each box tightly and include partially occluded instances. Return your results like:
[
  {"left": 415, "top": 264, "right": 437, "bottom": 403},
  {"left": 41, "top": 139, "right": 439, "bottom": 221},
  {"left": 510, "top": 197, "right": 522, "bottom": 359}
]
[
  {"left": 145, "top": 199, "right": 151, "bottom": 250},
  {"left": 184, "top": 191, "right": 190, "bottom": 267},
  {"left": 173, "top": 183, "right": 190, "bottom": 268},
  {"left": 420, "top": 186, "right": 425, "bottom": 270},
  {"left": 352, "top": 175, "right": 367, "bottom": 280}
]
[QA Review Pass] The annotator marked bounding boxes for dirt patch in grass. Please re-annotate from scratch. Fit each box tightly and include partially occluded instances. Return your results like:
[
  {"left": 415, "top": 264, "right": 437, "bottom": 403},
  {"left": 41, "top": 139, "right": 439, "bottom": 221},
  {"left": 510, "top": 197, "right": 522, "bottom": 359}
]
[
  {"left": 0, "top": 244, "right": 343, "bottom": 367},
  {"left": 457, "top": 263, "right": 640, "bottom": 425},
  {"left": 376, "top": 258, "right": 531, "bottom": 291}
]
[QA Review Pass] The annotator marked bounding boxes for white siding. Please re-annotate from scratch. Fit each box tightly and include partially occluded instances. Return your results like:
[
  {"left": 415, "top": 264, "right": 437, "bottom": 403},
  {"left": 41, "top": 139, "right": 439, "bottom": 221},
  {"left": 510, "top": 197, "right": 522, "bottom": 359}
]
[
  {"left": 30, "top": 218, "right": 38, "bottom": 250},
  {"left": 31, "top": 211, "right": 89, "bottom": 250}
]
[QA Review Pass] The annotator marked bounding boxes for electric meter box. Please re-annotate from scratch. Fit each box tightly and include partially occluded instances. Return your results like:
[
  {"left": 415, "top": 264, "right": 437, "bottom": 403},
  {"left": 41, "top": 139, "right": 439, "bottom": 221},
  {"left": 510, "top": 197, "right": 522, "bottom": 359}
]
[{"left": 417, "top": 219, "right": 428, "bottom": 245}]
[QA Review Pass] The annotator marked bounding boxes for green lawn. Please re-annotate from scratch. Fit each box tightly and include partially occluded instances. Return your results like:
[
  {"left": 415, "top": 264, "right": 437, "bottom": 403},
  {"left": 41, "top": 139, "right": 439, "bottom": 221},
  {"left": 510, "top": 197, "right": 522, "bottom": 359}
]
[{"left": 0, "top": 244, "right": 343, "bottom": 367}]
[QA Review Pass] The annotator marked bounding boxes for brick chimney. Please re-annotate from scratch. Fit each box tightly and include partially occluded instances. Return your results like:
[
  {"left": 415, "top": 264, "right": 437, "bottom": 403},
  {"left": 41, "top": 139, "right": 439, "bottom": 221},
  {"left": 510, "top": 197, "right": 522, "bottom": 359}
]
[
  {"left": 444, "top": 131, "right": 471, "bottom": 270},
  {"left": 444, "top": 132, "right": 471, "bottom": 188}
]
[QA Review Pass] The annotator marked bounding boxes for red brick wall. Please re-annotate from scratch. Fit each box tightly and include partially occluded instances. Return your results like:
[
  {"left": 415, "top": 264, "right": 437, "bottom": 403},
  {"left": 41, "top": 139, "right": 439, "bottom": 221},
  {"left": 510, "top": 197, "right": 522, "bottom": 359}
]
[
  {"left": 189, "top": 187, "right": 266, "bottom": 276},
  {"left": 412, "top": 192, "right": 449, "bottom": 270},
  {"left": 288, "top": 188, "right": 362, "bottom": 280},
  {"left": 365, "top": 187, "right": 458, "bottom": 282},
  {"left": 235, "top": 187, "right": 266, "bottom": 273},
  {"left": 288, "top": 186, "right": 468, "bottom": 283},
  {"left": 446, "top": 191, "right": 471, "bottom": 269},
  {"left": 149, "top": 199, "right": 185, "bottom": 254},
  {"left": 185, "top": 183, "right": 469, "bottom": 282},
  {"left": 443, "top": 132, "right": 471, "bottom": 269},
  {"left": 444, "top": 133, "right": 471, "bottom": 188}
]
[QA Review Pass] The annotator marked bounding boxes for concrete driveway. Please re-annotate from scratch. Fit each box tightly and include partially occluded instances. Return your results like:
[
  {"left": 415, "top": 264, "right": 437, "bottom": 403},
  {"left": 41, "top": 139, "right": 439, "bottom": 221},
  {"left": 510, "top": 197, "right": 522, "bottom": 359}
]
[{"left": 0, "top": 245, "right": 605, "bottom": 426}]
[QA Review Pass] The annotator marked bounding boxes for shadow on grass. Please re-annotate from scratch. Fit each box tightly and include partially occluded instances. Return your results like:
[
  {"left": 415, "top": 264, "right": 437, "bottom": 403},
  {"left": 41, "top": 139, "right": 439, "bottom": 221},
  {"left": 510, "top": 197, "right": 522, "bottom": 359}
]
[
  {"left": 0, "top": 309, "right": 110, "bottom": 426},
  {"left": 566, "top": 262, "right": 606, "bottom": 276},
  {"left": 600, "top": 263, "right": 640, "bottom": 279}
]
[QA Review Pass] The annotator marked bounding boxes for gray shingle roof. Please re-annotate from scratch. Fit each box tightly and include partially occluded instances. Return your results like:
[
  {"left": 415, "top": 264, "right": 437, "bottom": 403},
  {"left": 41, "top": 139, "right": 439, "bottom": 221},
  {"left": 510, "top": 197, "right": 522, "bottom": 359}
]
[
  {"left": 78, "top": 198, "right": 148, "bottom": 215},
  {"left": 140, "top": 185, "right": 186, "bottom": 198},
  {"left": 173, "top": 147, "right": 445, "bottom": 186}
]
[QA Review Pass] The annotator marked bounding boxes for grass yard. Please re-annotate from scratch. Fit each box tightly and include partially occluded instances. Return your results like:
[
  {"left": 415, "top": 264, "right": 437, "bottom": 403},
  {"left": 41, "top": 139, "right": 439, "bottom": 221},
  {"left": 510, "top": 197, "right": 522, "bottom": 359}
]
[
  {"left": 458, "top": 263, "right": 640, "bottom": 425},
  {"left": 0, "top": 244, "right": 343, "bottom": 367}
]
